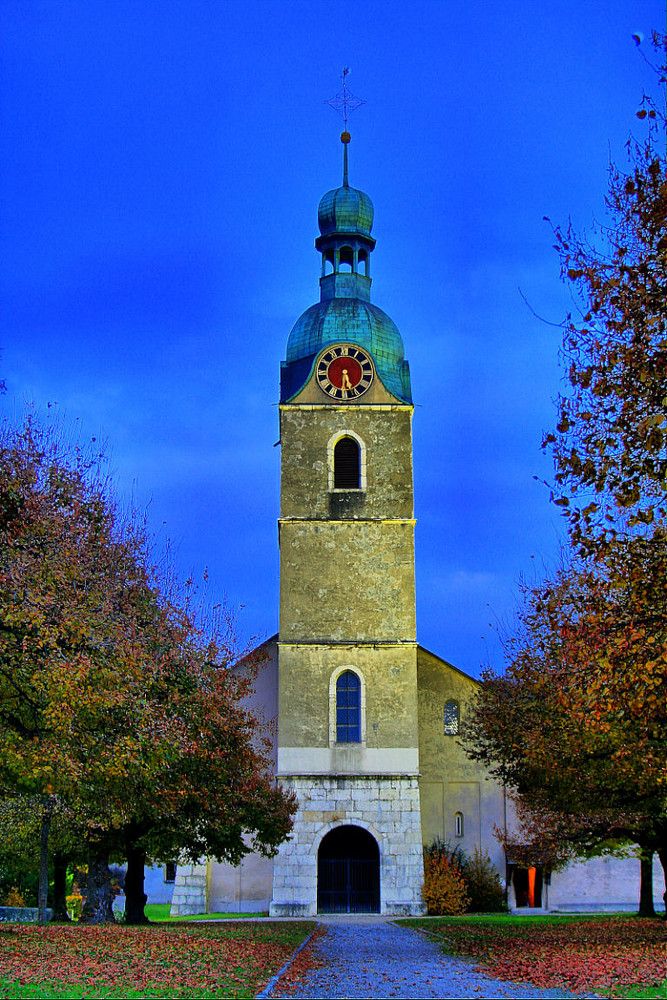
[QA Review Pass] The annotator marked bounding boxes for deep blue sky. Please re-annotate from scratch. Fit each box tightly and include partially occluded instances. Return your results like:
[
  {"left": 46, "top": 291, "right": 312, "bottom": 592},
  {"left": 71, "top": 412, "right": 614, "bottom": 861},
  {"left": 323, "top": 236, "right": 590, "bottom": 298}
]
[{"left": 1, "top": 1, "right": 662, "bottom": 676}]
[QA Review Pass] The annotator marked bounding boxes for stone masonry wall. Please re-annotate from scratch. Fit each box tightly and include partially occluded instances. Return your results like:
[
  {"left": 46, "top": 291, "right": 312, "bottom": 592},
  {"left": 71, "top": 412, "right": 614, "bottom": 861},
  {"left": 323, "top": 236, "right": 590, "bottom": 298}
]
[
  {"left": 169, "top": 861, "right": 207, "bottom": 916},
  {"left": 269, "top": 775, "right": 426, "bottom": 917}
]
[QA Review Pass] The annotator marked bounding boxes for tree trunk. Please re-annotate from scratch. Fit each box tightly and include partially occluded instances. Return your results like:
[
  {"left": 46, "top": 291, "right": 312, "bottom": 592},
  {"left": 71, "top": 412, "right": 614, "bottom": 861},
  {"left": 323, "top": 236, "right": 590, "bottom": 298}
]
[
  {"left": 657, "top": 848, "right": 667, "bottom": 919},
  {"left": 51, "top": 852, "right": 70, "bottom": 922},
  {"left": 80, "top": 848, "right": 115, "bottom": 924},
  {"left": 124, "top": 838, "right": 149, "bottom": 925},
  {"left": 37, "top": 808, "right": 51, "bottom": 925},
  {"left": 638, "top": 850, "right": 656, "bottom": 918}
]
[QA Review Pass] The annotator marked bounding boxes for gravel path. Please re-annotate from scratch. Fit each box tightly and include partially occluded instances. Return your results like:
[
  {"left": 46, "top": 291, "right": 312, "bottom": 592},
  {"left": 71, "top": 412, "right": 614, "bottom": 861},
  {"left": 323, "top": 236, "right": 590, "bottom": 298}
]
[{"left": 266, "top": 919, "right": 598, "bottom": 999}]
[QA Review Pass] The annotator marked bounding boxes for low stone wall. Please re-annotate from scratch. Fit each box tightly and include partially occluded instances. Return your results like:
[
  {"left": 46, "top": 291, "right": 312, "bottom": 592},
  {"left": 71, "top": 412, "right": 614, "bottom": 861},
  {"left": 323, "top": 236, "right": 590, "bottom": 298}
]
[{"left": 0, "top": 906, "right": 53, "bottom": 923}]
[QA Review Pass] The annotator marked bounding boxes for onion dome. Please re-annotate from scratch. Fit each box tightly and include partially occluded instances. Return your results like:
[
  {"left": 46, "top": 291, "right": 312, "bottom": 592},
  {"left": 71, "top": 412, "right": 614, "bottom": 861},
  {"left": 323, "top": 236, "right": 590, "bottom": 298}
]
[
  {"left": 283, "top": 299, "right": 410, "bottom": 403},
  {"left": 317, "top": 185, "right": 374, "bottom": 238}
]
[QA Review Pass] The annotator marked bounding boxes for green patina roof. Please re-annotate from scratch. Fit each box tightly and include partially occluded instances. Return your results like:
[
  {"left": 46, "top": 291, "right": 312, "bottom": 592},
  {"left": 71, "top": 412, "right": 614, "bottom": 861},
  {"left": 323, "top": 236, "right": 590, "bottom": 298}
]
[
  {"left": 281, "top": 149, "right": 411, "bottom": 404},
  {"left": 283, "top": 297, "right": 411, "bottom": 403},
  {"left": 318, "top": 185, "right": 374, "bottom": 237}
]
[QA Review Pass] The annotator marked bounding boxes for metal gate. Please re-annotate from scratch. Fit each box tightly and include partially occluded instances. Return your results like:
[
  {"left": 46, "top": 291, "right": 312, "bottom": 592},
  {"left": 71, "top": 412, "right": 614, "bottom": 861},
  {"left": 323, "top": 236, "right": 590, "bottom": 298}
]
[{"left": 317, "top": 857, "right": 380, "bottom": 914}]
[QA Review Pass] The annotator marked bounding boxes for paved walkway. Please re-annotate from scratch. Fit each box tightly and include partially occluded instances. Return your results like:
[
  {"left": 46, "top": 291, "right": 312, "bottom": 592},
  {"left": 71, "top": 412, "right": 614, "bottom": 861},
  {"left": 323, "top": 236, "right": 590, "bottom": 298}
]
[{"left": 265, "top": 918, "right": 598, "bottom": 999}]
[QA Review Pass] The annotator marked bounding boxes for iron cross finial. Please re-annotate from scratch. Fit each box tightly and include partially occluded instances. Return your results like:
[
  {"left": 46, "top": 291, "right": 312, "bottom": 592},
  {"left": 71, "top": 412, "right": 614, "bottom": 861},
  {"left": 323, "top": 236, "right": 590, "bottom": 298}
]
[{"left": 325, "top": 67, "right": 366, "bottom": 133}]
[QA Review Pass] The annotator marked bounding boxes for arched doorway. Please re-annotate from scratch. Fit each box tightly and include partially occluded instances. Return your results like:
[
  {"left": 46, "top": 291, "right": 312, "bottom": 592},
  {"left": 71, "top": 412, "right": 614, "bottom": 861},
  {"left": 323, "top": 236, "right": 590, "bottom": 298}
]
[{"left": 317, "top": 825, "right": 380, "bottom": 914}]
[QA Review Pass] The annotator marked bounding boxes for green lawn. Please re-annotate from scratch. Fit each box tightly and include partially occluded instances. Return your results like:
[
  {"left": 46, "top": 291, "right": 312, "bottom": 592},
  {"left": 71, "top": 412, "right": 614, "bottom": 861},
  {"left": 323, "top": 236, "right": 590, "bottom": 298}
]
[
  {"left": 398, "top": 913, "right": 666, "bottom": 997},
  {"left": 611, "top": 988, "right": 667, "bottom": 999},
  {"left": 0, "top": 920, "right": 315, "bottom": 999},
  {"left": 143, "top": 903, "right": 268, "bottom": 922}
]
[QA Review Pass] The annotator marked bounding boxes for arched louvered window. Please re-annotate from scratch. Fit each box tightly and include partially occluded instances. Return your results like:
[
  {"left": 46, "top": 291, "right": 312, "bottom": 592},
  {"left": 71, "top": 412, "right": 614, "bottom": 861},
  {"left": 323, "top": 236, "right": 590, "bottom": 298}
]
[
  {"left": 444, "top": 700, "right": 460, "bottom": 735},
  {"left": 334, "top": 437, "right": 360, "bottom": 489},
  {"left": 336, "top": 670, "right": 361, "bottom": 743}
]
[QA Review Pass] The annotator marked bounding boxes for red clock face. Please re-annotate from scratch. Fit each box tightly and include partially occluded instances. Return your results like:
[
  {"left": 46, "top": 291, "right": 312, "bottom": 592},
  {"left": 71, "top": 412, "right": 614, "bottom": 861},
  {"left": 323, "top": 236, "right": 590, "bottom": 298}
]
[
  {"left": 316, "top": 345, "right": 374, "bottom": 400},
  {"left": 328, "top": 355, "right": 363, "bottom": 389}
]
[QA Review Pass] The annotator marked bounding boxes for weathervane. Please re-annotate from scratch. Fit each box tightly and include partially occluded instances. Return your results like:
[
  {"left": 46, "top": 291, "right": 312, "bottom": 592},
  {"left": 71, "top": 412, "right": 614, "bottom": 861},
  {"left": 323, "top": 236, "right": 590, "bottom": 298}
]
[
  {"left": 325, "top": 67, "right": 366, "bottom": 134},
  {"left": 325, "top": 68, "right": 365, "bottom": 185}
]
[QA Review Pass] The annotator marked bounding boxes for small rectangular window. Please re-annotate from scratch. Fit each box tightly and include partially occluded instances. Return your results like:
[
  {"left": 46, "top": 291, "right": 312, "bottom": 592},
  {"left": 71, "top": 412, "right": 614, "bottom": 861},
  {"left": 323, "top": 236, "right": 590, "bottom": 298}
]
[
  {"left": 444, "top": 700, "right": 459, "bottom": 735},
  {"left": 164, "top": 862, "right": 176, "bottom": 883}
]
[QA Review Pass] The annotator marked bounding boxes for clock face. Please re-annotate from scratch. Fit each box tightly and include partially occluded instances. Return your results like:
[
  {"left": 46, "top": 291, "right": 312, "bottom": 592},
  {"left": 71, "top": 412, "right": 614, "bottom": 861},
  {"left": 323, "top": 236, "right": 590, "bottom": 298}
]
[{"left": 316, "top": 344, "right": 375, "bottom": 400}]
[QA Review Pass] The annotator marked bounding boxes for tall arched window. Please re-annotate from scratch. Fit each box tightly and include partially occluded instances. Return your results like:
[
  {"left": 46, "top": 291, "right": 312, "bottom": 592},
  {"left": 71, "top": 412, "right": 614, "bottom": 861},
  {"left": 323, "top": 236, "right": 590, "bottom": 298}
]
[
  {"left": 455, "top": 812, "right": 464, "bottom": 838},
  {"left": 334, "top": 437, "right": 360, "bottom": 489},
  {"left": 336, "top": 670, "right": 361, "bottom": 743}
]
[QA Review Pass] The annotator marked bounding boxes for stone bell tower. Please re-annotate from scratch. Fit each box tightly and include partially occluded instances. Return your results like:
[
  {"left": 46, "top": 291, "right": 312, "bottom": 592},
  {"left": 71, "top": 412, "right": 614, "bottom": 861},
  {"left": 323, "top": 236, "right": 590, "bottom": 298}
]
[{"left": 269, "top": 131, "right": 425, "bottom": 916}]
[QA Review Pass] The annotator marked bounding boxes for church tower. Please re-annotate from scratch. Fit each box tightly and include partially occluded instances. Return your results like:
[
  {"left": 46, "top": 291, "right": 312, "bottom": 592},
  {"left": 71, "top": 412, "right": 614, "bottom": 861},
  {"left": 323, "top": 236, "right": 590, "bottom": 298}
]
[
  {"left": 270, "top": 132, "right": 426, "bottom": 916},
  {"left": 169, "top": 121, "right": 645, "bottom": 922}
]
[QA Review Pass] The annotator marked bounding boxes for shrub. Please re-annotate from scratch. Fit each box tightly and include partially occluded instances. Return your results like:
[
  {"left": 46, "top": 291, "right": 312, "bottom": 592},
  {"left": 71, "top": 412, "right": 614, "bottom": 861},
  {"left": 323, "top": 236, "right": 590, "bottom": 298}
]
[
  {"left": 66, "top": 892, "right": 83, "bottom": 921},
  {"left": 0, "top": 842, "right": 39, "bottom": 907},
  {"left": 422, "top": 847, "right": 470, "bottom": 915},
  {"left": 461, "top": 846, "right": 506, "bottom": 913},
  {"left": 422, "top": 839, "right": 506, "bottom": 914},
  {"left": 1, "top": 887, "right": 26, "bottom": 907}
]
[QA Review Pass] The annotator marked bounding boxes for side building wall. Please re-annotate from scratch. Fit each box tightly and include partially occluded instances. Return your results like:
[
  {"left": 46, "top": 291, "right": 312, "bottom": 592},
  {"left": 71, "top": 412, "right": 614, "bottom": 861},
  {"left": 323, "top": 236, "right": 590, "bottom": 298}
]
[
  {"left": 530, "top": 855, "right": 664, "bottom": 914},
  {"left": 170, "top": 640, "right": 279, "bottom": 916},
  {"left": 170, "top": 640, "right": 663, "bottom": 915},
  {"left": 417, "top": 646, "right": 506, "bottom": 878}
]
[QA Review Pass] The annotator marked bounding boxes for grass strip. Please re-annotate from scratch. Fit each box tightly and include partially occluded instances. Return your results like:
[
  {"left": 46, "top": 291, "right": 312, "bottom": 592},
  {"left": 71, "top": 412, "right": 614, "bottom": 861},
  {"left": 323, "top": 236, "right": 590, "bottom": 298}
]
[{"left": 143, "top": 904, "right": 268, "bottom": 922}]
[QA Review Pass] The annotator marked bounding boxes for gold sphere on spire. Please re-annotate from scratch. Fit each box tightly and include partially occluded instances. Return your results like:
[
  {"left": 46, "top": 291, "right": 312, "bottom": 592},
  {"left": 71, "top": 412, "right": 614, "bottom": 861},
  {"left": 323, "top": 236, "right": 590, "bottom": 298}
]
[{"left": 341, "top": 131, "right": 351, "bottom": 144}]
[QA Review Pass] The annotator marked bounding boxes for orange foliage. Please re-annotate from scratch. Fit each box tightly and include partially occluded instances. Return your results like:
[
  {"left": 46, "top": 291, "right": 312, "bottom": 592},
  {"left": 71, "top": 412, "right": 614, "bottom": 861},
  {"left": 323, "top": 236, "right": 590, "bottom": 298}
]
[{"left": 422, "top": 852, "right": 470, "bottom": 916}]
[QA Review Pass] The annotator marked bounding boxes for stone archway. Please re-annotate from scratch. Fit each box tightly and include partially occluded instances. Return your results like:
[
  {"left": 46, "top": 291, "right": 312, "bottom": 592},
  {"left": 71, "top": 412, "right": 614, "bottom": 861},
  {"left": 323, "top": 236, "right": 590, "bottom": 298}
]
[{"left": 317, "top": 824, "right": 380, "bottom": 914}]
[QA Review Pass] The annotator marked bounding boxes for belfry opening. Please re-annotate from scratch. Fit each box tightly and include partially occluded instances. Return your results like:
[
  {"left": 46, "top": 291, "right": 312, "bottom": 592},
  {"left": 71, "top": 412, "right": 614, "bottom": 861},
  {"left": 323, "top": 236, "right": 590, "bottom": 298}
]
[{"left": 317, "top": 825, "right": 380, "bottom": 914}]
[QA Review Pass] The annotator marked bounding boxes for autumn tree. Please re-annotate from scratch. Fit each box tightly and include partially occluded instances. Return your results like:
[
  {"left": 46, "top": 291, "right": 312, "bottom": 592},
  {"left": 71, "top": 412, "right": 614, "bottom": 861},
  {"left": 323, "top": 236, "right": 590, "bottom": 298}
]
[
  {"left": 468, "top": 33, "right": 667, "bottom": 916},
  {"left": 544, "top": 34, "right": 667, "bottom": 551},
  {"left": 0, "top": 413, "right": 295, "bottom": 923},
  {"left": 0, "top": 415, "right": 129, "bottom": 919},
  {"left": 466, "top": 553, "right": 667, "bottom": 914},
  {"left": 98, "top": 620, "right": 295, "bottom": 926},
  {"left": 496, "top": 794, "right": 659, "bottom": 919}
]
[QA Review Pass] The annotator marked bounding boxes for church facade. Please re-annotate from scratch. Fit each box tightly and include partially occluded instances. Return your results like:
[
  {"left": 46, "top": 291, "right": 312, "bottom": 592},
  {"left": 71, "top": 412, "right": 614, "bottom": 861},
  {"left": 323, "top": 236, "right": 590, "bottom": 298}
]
[{"left": 169, "top": 137, "right": 660, "bottom": 918}]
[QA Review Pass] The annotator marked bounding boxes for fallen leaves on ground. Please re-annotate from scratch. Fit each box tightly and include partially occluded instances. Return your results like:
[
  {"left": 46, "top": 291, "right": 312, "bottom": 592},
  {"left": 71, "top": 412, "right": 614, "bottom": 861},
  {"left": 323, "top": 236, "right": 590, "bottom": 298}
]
[
  {"left": 421, "top": 917, "right": 666, "bottom": 994},
  {"left": 0, "top": 921, "right": 314, "bottom": 998},
  {"left": 271, "top": 924, "right": 325, "bottom": 995}
]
